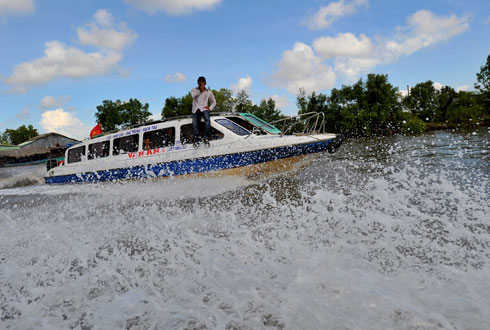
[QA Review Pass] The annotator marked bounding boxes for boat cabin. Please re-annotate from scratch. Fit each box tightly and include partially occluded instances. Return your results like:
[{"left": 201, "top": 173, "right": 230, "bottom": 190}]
[{"left": 63, "top": 113, "right": 278, "bottom": 165}]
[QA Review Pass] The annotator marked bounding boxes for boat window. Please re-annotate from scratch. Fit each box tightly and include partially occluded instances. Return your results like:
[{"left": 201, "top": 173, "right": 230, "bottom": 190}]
[
  {"left": 226, "top": 116, "right": 260, "bottom": 133},
  {"left": 88, "top": 141, "right": 110, "bottom": 160},
  {"left": 143, "top": 127, "right": 175, "bottom": 149},
  {"left": 215, "top": 118, "right": 250, "bottom": 136},
  {"left": 67, "top": 146, "right": 85, "bottom": 163},
  {"left": 113, "top": 134, "right": 139, "bottom": 155},
  {"left": 179, "top": 124, "right": 224, "bottom": 145},
  {"left": 226, "top": 116, "right": 271, "bottom": 135},
  {"left": 238, "top": 113, "right": 281, "bottom": 134}
]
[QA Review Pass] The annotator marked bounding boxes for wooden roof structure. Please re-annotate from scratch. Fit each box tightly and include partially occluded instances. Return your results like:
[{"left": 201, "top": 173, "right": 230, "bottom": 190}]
[{"left": 0, "top": 132, "right": 78, "bottom": 166}]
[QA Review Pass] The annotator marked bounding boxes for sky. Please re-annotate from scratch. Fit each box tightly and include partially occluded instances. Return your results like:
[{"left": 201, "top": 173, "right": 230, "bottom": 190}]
[{"left": 0, "top": 0, "right": 489, "bottom": 140}]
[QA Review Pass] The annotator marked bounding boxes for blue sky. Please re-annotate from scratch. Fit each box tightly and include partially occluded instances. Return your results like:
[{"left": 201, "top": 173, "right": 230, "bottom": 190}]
[{"left": 1, "top": 0, "right": 489, "bottom": 139}]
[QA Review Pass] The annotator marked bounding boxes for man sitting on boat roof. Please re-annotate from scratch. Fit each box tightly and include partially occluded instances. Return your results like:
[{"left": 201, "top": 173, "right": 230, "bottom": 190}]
[{"left": 191, "top": 76, "right": 216, "bottom": 147}]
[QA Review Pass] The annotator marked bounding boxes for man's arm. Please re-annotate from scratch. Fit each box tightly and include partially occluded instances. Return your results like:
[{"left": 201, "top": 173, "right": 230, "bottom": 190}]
[
  {"left": 191, "top": 87, "right": 200, "bottom": 99},
  {"left": 208, "top": 91, "right": 216, "bottom": 110}
]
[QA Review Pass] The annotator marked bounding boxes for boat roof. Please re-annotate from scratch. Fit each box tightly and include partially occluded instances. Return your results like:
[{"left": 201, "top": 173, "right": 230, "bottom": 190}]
[
  {"left": 78, "top": 112, "right": 281, "bottom": 144},
  {"left": 130, "top": 112, "right": 242, "bottom": 128}
]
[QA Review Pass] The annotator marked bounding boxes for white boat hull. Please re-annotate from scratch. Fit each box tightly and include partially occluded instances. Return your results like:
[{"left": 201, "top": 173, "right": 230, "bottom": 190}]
[{"left": 45, "top": 136, "right": 340, "bottom": 184}]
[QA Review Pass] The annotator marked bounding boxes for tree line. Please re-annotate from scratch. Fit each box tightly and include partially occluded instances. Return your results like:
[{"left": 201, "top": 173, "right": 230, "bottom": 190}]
[
  {"left": 297, "top": 74, "right": 489, "bottom": 137},
  {"left": 0, "top": 125, "right": 39, "bottom": 145},
  {"left": 94, "top": 53, "right": 489, "bottom": 137},
  {"left": 294, "top": 54, "right": 489, "bottom": 137},
  {"left": 91, "top": 88, "right": 284, "bottom": 133},
  {"left": 2, "top": 54, "right": 489, "bottom": 145}
]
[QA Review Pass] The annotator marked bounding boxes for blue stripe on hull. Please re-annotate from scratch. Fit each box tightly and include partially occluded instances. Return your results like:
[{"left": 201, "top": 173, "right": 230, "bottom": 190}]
[{"left": 45, "top": 139, "right": 334, "bottom": 184}]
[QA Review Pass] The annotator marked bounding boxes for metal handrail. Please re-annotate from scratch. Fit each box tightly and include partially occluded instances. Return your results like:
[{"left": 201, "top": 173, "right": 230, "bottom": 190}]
[
  {"left": 268, "top": 112, "right": 326, "bottom": 136},
  {"left": 244, "top": 112, "right": 326, "bottom": 138}
]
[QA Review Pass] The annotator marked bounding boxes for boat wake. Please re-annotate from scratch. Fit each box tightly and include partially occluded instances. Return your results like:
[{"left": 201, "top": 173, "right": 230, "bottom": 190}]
[
  {"left": 0, "top": 130, "right": 489, "bottom": 329},
  {"left": 0, "top": 164, "right": 46, "bottom": 189}
]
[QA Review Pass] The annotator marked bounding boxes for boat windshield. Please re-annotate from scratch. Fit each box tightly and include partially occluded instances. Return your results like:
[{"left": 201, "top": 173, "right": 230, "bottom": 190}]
[
  {"left": 239, "top": 113, "right": 281, "bottom": 134},
  {"left": 215, "top": 118, "right": 250, "bottom": 136}
]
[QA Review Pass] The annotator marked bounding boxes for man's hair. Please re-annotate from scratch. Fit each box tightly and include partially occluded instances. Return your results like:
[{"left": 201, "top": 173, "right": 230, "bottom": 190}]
[{"left": 197, "top": 76, "right": 206, "bottom": 83}]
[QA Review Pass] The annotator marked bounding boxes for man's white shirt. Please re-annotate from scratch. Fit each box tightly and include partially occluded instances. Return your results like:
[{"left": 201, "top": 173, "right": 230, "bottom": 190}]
[{"left": 191, "top": 87, "right": 216, "bottom": 114}]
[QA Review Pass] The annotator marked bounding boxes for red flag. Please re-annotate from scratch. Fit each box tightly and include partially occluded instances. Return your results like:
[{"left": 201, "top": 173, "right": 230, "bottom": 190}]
[{"left": 90, "top": 123, "right": 103, "bottom": 139}]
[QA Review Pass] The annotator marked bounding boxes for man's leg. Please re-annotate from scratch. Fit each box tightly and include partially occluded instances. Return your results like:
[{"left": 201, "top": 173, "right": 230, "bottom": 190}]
[
  {"left": 203, "top": 110, "right": 210, "bottom": 142},
  {"left": 192, "top": 110, "right": 201, "bottom": 143}
]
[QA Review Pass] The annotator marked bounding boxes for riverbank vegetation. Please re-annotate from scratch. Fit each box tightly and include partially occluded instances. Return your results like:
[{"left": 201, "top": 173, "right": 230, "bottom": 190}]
[
  {"left": 94, "top": 98, "right": 152, "bottom": 131},
  {"left": 0, "top": 125, "right": 38, "bottom": 145},
  {"left": 160, "top": 54, "right": 489, "bottom": 138},
  {"left": 296, "top": 73, "right": 489, "bottom": 138}
]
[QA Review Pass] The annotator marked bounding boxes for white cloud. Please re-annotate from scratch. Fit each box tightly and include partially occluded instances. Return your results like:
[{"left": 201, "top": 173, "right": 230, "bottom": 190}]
[
  {"left": 333, "top": 57, "right": 378, "bottom": 82},
  {"left": 398, "top": 89, "right": 408, "bottom": 98},
  {"left": 456, "top": 85, "right": 469, "bottom": 92},
  {"left": 313, "top": 33, "right": 377, "bottom": 81},
  {"left": 385, "top": 10, "right": 469, "bottom": 59},
  {"left": 5, "top": 41, "right": 121, "bottom": 92},
  {"left": 433, "top": 82, "right": 444, "bottom": 90},
  {"left": 3, "top": 10, "right": 133, "bottom": 92},
  {"left": 16, "top": 107, "right": 30, "bottom": 120},
  {"left": 77, "top": 9, "right": 137, "bottom": 51},
  {"left": 149, "top": 113, "right": 161, "bottom": 121},
  {"left": 305, "top": 0, "right": 368, "bottom": 30},
  {"left": 40, "top": 95, "right": 71, "bottom": 109},
  {"left": 270, "top": 42, "right": 336, "bottom": 95},
  {"left": 269, "top": 10, "right": 469, "bottom": 96},
  {"left": 164, "top": 72, "right": 187, "bottom": 83},
  {"left": 365, "top": 10, "right": 469, "bottom": 67},
  {"left": 40, "top": 108, "right": 91, "bottom": 140},
  {"left": 269, "top": 95, "right": 290, "bottom": 109},
  {"left": 314, "top": 33, "right": 374, "bottom": 59},
  {"left": 230, "top": 75, "right": 252, "bottom": 92},
  {"left": 124, "top": 0, "right": 222, "bottom": 15},
  {"left": 0, "top": 0, "right": 34, "bottom": 16}
]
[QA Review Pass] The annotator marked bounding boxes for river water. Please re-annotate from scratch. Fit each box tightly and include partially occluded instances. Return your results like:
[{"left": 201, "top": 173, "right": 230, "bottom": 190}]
[{"left": 0, "top": 128, "right": 489, "bottom": 330}]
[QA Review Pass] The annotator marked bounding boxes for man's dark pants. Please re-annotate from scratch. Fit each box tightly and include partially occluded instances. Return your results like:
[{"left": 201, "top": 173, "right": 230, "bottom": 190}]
[{"left": 192, "top": 109, "right": 210, "bottom": 142}]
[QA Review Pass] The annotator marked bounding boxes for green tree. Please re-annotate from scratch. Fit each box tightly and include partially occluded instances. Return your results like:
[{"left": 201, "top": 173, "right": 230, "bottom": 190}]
[
  {"left": 235, "top": 90, "right": 253, "bottom": 112},
  {"left": 161, "top": 93, "right": 193, "bottom": 119},
  {"left": 434, "top": 86, "right": 457, "bottom": 122},
  {"left": 121, "top": 98, "right": 152, "bottom": 127},
  {"left": 297, "top": 91, "right": 328, "bottom": 115},
  {"left": 474, "top": 53, "right": 490, "bottom": 117},
  {"left": 446, "top": 91, "right": 484, "bottom": 125},
  {"left": 401, "top": 113, "right": 427, "bottom": 135},
  {"left": 475, "top": 54, "right": 490, "bottom": 95},
  {"left": 95, "top": 100, "right": 121, "bottom": 131},
  {"left": 403, "top": 81, "right": 438, "bottom": 122},
  {"left": 213, "top": 88, "right": 235, "bottom": 112},
  {"left": 1, "top": 131, "right": 8, "bottom": 144},
  {"left": 95, "top": 98, "right": 151, "bottom": 131},
  {"left": 161, "top": 96, "right": 182, "bottom": 119},
  {"left": 336, "top": 82, "right": 364, "bottom": 136},
  {"left": 297, "top": 74, "right": 402, "bottom": 137},
  {"left": 296, "top": 90, "right": 329, "bottom": 134},
  {"left": 323, "top": 87, "right": 344, "bottom": 133},
  {"left": 249, "top": 98, "right": 284, "bottom": 123},
  {"left": 363, "top": 73, "right": 402, "bottom": 135},
  {"left": 296, "top": 88, "right": 308, "bottom": 114},
  {"left": 232, "top": 91, "right": 285, "bottom": 122},
  {"left": 3, "top": 124, "right": 39, "bottom": 145}
]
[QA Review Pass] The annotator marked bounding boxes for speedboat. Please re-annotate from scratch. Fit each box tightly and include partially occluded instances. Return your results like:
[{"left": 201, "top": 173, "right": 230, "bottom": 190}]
[{"left": 44, "top": 112, "right": 342, "bottom": 184}]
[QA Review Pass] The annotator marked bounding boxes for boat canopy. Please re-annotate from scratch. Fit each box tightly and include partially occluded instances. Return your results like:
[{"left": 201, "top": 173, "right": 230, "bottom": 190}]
[{"left": 238, "top": 113, "right": 281, "bottom": 134}]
